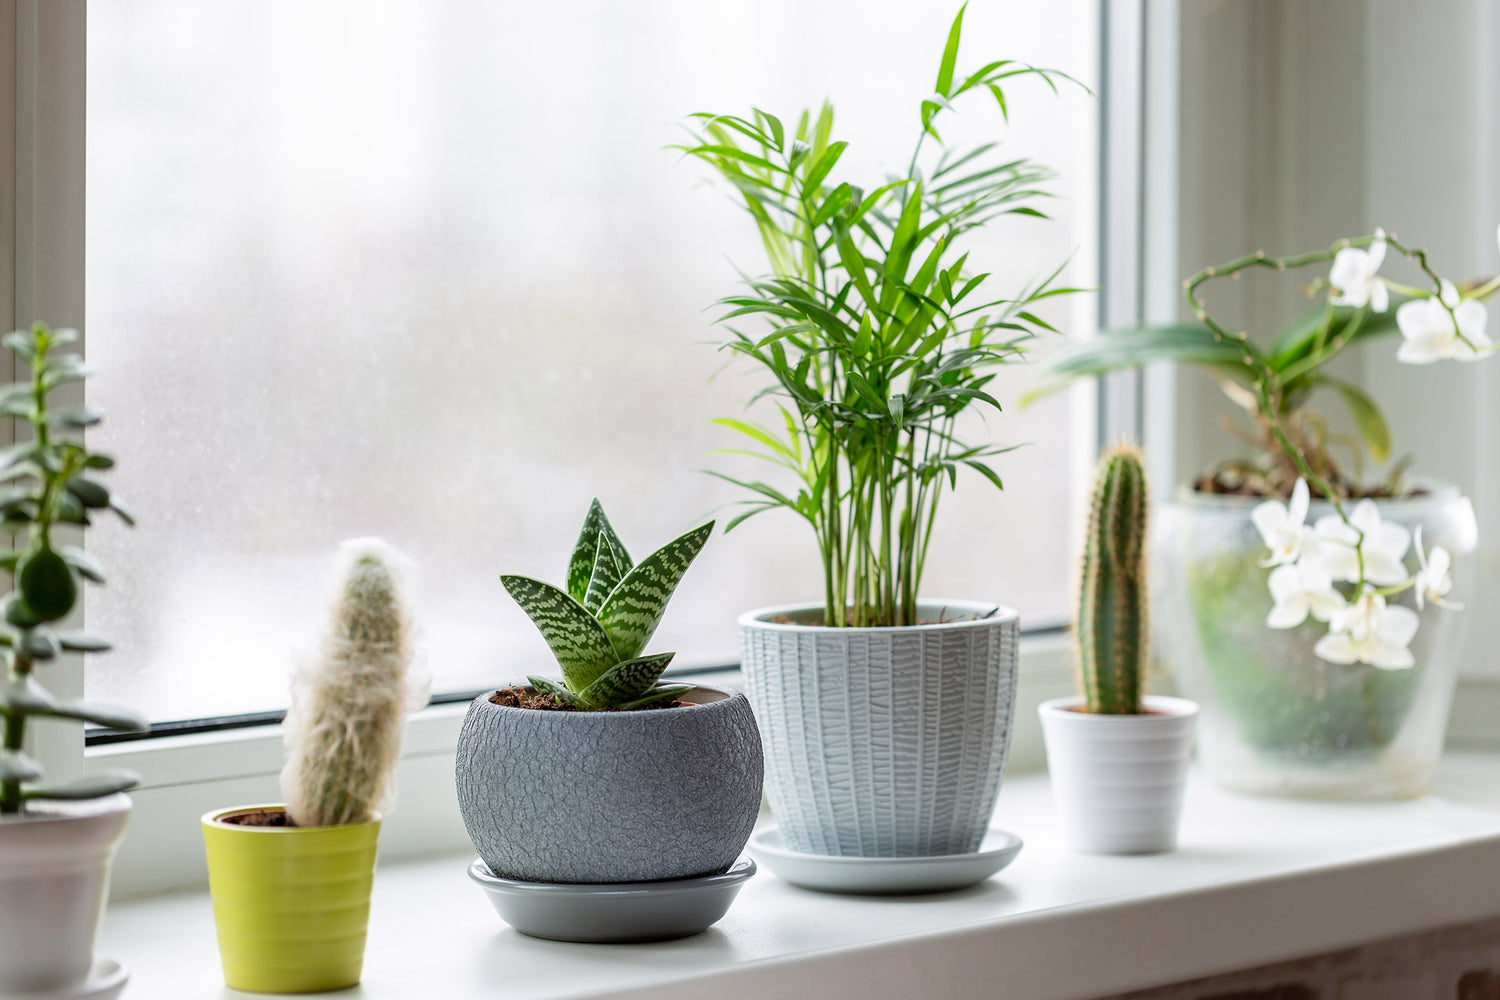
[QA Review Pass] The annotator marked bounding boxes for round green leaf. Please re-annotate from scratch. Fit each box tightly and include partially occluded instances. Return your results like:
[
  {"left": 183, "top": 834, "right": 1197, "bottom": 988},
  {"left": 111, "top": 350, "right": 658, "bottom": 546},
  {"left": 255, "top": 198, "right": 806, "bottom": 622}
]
[{"left": 17, "top": 547, "right": 76, "bottom": 622}]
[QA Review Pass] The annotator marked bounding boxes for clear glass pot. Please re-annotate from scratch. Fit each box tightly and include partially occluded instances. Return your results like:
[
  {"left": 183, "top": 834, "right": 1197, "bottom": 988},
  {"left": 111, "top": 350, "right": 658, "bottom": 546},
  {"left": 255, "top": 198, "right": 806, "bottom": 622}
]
[{"left": 1151, "top": 486, "right": 1477, "bottom": 799}]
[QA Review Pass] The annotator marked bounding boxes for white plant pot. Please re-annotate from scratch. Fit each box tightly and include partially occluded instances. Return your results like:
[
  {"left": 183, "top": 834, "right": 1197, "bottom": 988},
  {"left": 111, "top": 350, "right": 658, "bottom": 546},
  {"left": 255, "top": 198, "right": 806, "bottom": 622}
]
[
  {"left": 1039, "top": 696, "right": 1197, "bottom": 855},
  {"left": 0, "top": 793, "right": 132, "bottom": 995},
  {"left": 740, "top": 600, "right": 1020, "bottom": 858}
]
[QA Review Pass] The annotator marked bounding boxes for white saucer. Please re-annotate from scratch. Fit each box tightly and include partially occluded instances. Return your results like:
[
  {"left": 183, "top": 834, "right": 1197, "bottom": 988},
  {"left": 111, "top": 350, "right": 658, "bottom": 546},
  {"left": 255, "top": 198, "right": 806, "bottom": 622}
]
[
  {"left": 0, "top": 960, "right": 128, "bottom": 1000},
  {"left": 749, "top": 826, "right": 1023, "bottom": 895}
]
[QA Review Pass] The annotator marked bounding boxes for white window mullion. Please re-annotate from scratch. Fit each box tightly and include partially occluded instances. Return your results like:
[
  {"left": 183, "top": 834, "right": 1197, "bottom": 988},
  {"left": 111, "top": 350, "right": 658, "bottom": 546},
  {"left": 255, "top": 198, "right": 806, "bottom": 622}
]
[{"left": 10, "top": 0, "right": 88, "bottom": 786}]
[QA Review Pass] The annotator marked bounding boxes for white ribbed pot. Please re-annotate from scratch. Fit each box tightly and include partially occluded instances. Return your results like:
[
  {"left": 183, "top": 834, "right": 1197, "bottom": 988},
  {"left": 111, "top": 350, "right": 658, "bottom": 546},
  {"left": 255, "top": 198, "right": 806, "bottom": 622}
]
[
  {"left": 1039, "top": 696, "right": 1198, "bottom": 854},
  {"left": 0, "top": 793, "right": 132, "bottom": 995},
  {"left": 740, "top": 600, "right": 1020, "bottom": 858}
]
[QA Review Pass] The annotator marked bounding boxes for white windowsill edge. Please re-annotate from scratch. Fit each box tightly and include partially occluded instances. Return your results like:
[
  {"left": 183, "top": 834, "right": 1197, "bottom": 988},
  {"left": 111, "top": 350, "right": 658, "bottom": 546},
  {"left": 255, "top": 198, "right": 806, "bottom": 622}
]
[
  {"left": 103, "top": 751, "right": 1500, "bottom": 1000},
  {"left": 89, "top": 631, "right": 1076, "bottom": 898},
  {"left": 87, "top": 629, "right": 1500, "bottom": 899}
]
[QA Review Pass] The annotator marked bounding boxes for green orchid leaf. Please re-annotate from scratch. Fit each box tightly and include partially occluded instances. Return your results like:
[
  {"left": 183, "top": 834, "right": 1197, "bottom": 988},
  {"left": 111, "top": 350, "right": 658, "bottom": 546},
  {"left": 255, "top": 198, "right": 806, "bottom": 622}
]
[
  {"left": 597, "top": 521, "right": 714, "bottom": 661},
  {"left": 619, "top": 684, "right": 695, "bottom": 711},
  {"left": 525, "top": 675, "right": 585, "bottom": 708},
  {"left": 0, "top": 750, "right": 41, "bottom": 783},
  {"left": 1039, "top": 324, "right": 1249, "bottom": 382},
  {"left": 1315, "top": 375, "right": 1393, "bottom": 463},
  {"left": 566, "top": 499, "right": 633, "bottom": 604},
  {"left": 582, "top": 533, "right": 625, "bottom": 615},
  {"left": 1268, "top": 303, "right": 1402, "bottom": 372},
  {"left": 578, "top": 651, "right": 676, "bottom": 708},
  {"left": 501, "top": 575, "right": 618, "bottom": 690},
  {"left": 23, "top": 769, "right": 140, "bottom": 801}
]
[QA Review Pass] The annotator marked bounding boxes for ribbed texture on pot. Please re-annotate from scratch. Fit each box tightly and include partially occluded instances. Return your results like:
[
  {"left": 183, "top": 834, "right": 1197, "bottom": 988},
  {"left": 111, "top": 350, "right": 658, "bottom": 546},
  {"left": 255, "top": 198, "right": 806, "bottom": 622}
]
[
  {"left": 202, "top": 807, "right": 380, "bottom": 994},
  {"left": 1039, "top": 695, "right": 1197, "bottom": 854},
  {"left": 741, "top": 602, "right": 1019, "bottom": 858}
]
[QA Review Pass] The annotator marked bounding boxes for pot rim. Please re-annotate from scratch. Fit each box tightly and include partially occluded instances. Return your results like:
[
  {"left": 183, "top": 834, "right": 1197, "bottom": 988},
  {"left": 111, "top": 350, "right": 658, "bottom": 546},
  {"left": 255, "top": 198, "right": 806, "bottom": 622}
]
[
  {"left": 469, "top": 682, "right": 743, "bottom": 719},
  {"left": 1166, "top": 480, "right": 1463, "bottom": 513},
  {"left": 201, "top": 803, "right": 383, "bottom": 832},
  {"left": 0, "top": 791, "right": 131, "bottom": 825},
  {"left": 738, "top": 599, "right": 1019, "bottom": 633},
  {"left": 1038, "top": 695, "right": 1199, "bottom": 722}
]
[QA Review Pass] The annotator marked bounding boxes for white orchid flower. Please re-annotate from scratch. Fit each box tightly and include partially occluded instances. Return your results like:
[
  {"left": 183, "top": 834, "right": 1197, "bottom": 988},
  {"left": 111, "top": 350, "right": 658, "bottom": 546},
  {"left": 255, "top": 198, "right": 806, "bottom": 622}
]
[
  {"left": 1314, "top": 586, "right": 1419, "bottom": 670},
  {"left": 1413, "top": 526, "right": 1460, "bottom": 610},
  {"left": 1314, "top": 499, "right": 1410, "bottom": 585},
  {"left": 1252, "top": 478, "right": 1314, "bottom": 567},
  {"left": 1266, "top": 560, "right": 1346, "bottom": 629},
  {"left": 1395, "top": 279, "right": 1492, "bottom": 364},
  {"left": 1328, "top": 229, "right": 1389, "bottom": 312}
]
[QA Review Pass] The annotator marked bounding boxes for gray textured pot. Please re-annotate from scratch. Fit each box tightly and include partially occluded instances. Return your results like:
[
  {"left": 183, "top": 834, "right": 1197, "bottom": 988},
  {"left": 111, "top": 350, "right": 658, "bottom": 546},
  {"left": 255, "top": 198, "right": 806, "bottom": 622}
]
[
  {"left": 740, "top": 600, "right": 1019, "bottom": 858},
  {"left": 455, "top": 684, "right": 763, "bottom": 884}
]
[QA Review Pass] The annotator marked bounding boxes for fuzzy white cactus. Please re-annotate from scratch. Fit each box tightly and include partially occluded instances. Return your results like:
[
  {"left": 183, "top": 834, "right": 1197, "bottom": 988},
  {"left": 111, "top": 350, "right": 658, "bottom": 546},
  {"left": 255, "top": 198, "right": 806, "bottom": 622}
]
[{"left": 280, "top": 538, "right": 426, "bottom": 827}]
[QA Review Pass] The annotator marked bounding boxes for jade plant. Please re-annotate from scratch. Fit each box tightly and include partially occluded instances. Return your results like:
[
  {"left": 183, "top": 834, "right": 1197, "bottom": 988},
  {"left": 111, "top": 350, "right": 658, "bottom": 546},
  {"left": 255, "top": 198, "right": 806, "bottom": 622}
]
[
  {"left": 501, "top": 500, "right": 713, "bottom": 711},
  {"left": 281, "top": 539, "right": 421, "bottom": 827},
  {"left": 0, "top": 323, "right": 146, "bottom": 815},
  {"left": 1075, "top": 446, "right": 1148, "bottom": 715}
]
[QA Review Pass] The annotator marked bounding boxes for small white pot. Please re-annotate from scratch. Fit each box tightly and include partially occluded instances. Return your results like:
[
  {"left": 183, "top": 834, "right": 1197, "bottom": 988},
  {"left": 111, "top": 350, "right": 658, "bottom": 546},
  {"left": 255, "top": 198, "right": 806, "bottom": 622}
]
[
  {"left": 0, "top": 793, "right": 132, "bottom": 994},
  {"left": 1039, "top": 696, "right": 1197, "bottom": 855}
]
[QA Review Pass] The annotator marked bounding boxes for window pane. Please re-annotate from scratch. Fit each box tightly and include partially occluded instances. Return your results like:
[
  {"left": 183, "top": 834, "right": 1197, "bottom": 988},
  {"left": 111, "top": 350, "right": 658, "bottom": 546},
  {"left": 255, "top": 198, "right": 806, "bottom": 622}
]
[{"left": 85, "top": 0, "right": 1098, "bottom": 722}]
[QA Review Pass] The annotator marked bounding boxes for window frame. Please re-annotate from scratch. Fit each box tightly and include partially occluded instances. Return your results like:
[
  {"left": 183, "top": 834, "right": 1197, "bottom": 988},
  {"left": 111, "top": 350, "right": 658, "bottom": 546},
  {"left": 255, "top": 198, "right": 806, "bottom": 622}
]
[{"left": 8, "top": 0, "right": 1148, "bottom": 895}]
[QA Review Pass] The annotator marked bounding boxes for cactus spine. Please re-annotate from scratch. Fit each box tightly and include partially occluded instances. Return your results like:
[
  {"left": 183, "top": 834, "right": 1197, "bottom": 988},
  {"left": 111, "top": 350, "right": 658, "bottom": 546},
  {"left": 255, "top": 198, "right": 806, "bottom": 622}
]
[
  {"left": 1076, "top": 445, "right": 1149, "bottom": 715},
  {"left": 281, "top": 539, "right": 423, "bottom": 827}
]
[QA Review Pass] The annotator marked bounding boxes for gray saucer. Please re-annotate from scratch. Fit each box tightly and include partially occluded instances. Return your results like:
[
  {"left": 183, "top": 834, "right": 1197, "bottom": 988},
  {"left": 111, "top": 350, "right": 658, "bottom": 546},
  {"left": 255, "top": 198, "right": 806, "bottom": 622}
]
[
  {"left": 750, "top": 826, "right": 1022, "bottom": 894},
  {"left": 467, "top": 856, "right": 756, "bottom": 943}
]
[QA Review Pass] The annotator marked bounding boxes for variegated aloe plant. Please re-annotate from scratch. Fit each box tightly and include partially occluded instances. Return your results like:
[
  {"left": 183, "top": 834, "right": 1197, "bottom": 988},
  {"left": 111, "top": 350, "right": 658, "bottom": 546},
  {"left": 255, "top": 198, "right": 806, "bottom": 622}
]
[{"left": 502, "top": 500, "right": 713, "bottom": 711}]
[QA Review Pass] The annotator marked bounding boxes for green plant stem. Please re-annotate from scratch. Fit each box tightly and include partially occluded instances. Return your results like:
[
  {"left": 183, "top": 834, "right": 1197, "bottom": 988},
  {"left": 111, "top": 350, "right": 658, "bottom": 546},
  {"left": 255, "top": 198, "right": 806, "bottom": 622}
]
[{"left": 1, "top": 653, "right": 33, "bottom": 814}]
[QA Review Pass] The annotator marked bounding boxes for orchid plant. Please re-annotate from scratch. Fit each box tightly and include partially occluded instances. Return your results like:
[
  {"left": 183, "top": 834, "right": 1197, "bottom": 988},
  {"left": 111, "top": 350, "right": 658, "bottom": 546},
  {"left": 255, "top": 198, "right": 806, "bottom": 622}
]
[{"left": 1044, "top": 225, "right": 1500, "bottom": 669}]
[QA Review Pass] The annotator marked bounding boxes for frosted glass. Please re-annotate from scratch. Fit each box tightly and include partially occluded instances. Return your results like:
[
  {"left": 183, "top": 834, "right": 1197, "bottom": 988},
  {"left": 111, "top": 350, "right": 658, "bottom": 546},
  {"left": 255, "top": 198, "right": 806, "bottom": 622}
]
[{"left": 84, "top": 0, "right": 1098, "bottom": 721}]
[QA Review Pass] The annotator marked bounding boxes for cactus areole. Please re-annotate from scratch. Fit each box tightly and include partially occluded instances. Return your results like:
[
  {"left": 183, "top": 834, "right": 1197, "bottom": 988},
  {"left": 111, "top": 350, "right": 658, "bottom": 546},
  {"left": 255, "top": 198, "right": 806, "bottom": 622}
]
[{"left": 1075, "top": 446, "right": 1149, "bottom": 715}]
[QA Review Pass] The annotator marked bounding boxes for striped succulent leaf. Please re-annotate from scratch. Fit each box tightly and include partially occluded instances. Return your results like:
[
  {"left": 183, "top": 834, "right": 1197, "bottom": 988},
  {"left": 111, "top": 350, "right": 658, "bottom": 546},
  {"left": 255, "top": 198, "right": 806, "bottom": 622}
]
[
  {"left": 577, "top": 651, "right": 675, "bottom": 708},
  {"left": 526, "top": 674, "right": 585, "bottom": 708},
  {"left": 620, "top": 684, "right": 694, "bottom": 711},
  {"left": 582, "top": 533, "right": 625, "bottom": 615},
  {"left": 566, "top": 498, "right": 633, "bottom": 604},
  {"left": 597, "top": 521, "right": 714, "bottom": 661},
  {"left": 501, "top": 575, "right": 619, "bottom": 690}
]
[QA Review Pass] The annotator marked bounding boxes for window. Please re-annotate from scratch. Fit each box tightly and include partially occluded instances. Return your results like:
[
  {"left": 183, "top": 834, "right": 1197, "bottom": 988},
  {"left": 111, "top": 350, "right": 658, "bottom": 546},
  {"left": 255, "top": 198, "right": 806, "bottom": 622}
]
[{"left": 83, "top": 0, "right": 1100, "bottom": 723}]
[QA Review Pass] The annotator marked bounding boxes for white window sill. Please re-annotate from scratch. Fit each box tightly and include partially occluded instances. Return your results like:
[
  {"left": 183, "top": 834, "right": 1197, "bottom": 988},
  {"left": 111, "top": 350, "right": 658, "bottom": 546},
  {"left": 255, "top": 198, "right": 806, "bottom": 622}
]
[{"left": 104, "top": 751, "right": 1500, "bottom": 1000}]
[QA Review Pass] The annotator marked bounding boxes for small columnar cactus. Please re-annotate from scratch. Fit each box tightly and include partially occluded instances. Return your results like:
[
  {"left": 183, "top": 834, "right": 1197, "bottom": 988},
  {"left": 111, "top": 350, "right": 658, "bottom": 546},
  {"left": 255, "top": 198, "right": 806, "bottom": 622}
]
[
  {"left": 502, "top": 499, "right": 713, "bottom": 711},
  {"left": 280, "top": 539, "right": 424, "bottom": 827},
  {"left": 1075, "top": 445, "right": 1149, "bottom": 715}
]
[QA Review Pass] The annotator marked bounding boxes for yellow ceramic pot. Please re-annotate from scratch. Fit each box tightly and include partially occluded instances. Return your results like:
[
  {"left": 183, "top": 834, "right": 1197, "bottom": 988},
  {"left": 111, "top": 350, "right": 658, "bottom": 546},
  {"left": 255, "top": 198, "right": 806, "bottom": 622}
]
[{"left": 202, "top": 805, "right": 381, "bottom": 994}]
